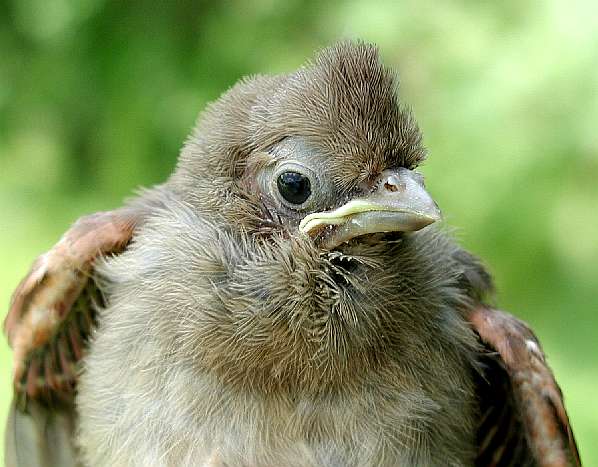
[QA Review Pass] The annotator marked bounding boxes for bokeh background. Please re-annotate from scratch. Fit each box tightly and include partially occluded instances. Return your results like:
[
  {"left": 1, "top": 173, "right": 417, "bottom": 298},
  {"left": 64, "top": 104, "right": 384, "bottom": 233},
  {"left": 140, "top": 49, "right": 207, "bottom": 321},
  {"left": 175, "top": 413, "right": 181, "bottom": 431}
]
[{"left": 1, "top": 0, "right": 597, "bottom": 463}]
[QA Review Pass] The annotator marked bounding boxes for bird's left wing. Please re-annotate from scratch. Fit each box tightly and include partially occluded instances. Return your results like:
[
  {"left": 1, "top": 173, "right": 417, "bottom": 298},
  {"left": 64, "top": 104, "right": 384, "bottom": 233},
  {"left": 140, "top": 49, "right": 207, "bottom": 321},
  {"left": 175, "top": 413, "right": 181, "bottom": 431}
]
[{"left": 470, "top": 306, "right": 581, "bottom": 467}]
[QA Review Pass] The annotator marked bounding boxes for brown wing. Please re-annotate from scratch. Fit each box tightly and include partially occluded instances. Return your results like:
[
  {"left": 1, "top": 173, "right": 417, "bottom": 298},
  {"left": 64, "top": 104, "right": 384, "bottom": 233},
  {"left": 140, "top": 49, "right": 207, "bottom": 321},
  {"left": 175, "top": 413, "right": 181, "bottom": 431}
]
[
  {"left": 4, "top": 207, "right": 141, "bottom": 407},
  {"left": 470, "top": 306, "right": 581, "bottom": 467}
]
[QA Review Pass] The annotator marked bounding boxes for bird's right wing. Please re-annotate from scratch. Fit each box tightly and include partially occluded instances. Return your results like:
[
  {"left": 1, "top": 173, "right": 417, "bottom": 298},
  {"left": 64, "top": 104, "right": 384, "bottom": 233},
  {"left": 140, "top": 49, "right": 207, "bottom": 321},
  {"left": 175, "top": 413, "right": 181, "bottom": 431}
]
[
  {"left": 3, "top": 188, "right": 172, "bottom": 407},
  {"left": 3, "top": 207, "right": 143, "bottom": 467},
  {"left": 4, "top": 208, "right": 139, "bottom": 407},
  {"left": 3, "top": 188, "right": 174, "bottom": 467}
]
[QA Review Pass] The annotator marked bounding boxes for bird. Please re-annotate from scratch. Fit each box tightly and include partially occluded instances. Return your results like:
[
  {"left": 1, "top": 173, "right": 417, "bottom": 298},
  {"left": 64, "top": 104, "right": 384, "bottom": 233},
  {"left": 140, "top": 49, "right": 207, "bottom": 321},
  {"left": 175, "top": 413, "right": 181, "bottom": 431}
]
[{"left": 3, "top": 41, "right": 580, "bottom": 467}]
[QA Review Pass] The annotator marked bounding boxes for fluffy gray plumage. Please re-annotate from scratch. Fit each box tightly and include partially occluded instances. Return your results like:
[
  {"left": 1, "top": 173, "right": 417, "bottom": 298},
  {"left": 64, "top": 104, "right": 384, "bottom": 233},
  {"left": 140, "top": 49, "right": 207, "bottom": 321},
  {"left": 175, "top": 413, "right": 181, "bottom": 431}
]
[
  {"left": 75, "top": 41, "right": 492, "bottom": 466},
  {"left": 78, "top": 204, "right": 483, "bottom": 466}
]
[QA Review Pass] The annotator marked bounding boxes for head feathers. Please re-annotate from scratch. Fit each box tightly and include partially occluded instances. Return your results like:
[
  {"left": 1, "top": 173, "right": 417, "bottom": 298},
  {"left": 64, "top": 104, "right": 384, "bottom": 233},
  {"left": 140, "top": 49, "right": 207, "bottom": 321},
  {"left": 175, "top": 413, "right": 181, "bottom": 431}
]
[{"left": 174, "top": 41, "right": 426, "bottom": 195}]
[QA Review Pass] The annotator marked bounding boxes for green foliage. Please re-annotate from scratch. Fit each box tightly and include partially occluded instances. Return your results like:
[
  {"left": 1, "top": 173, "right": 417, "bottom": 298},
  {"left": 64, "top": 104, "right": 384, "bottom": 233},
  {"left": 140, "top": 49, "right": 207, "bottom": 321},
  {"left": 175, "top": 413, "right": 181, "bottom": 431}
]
[{"left": 1, "top": 0, "right": 597, "bottom": 463}]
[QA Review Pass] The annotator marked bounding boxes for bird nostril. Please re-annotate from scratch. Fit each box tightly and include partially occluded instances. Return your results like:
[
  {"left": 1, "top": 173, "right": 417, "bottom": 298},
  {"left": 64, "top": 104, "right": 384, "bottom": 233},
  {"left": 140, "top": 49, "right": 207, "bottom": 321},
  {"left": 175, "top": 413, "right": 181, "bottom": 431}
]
[
  {"left": 383, "top": 175, "right": 405, "bottom": 193},
  {"left": 384, "top": 182, "right": 398, "bottom": 192}
]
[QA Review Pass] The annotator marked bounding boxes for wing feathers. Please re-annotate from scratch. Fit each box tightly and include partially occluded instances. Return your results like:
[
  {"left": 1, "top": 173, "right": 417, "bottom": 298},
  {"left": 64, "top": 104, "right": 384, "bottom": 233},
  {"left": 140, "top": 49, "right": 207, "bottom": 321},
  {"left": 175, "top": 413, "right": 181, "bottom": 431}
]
[
  {"left": 5, "top": 210, "right": 137, "bottom": 406},
  {"left": 5, "top": 188, "right": 173, "bottom": 405},
  {"left": 471, "top": 306, "right": 581, "bottom": 467}
]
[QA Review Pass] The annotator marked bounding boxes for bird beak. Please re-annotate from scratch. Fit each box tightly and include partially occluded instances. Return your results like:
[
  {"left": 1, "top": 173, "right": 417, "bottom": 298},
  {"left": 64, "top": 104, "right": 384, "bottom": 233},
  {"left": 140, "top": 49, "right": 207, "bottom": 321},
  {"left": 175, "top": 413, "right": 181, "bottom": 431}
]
[{"left": 299, "top": 168, "right": 441, "bottom": 249}]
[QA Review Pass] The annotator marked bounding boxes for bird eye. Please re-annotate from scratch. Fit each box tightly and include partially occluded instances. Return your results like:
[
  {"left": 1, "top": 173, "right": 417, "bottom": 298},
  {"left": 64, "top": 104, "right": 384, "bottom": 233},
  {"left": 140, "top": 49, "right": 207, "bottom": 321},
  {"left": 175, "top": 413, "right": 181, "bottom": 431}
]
[{"left": 276, "top": 171, "right": 312, "bottom": 205}]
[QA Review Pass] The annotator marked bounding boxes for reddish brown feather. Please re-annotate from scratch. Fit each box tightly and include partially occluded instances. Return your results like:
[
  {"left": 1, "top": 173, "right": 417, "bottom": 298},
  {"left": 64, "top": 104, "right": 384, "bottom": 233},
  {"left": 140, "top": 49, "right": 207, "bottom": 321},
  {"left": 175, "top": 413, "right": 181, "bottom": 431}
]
[
  {"left": 470, "top": 306, "right": 581, "bottom": 467},
  {"left": 4, "top": 209, "right": 138, "bottom": 406},
  {"left": 68, "top": 321, "right": 83, "bottom": 361}
]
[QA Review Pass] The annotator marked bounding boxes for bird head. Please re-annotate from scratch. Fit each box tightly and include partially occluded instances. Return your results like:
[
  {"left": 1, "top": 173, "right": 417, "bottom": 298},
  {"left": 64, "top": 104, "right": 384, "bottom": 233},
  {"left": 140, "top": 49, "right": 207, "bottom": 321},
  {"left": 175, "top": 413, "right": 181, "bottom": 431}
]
[{"left": 172, "top": 41, "right": 440, "bottom": 250}]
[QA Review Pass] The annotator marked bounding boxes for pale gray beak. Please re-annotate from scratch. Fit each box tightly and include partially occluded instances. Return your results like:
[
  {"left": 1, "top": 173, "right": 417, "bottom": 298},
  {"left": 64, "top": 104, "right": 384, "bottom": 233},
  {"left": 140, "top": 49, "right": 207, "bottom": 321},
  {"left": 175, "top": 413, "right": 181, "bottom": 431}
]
[{"left": 299, "top": 168, "right": 441, "bottom": 249}]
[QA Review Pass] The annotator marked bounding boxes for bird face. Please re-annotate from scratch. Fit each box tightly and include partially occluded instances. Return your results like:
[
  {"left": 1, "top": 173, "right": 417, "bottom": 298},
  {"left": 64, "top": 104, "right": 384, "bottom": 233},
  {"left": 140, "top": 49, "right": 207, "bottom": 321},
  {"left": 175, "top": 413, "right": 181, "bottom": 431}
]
[
  {"left": 173, "top": 41, "right": 437, "bottom": 249},
  {"left": 254, "top": 136, "right": 441, "bottom": 250}
]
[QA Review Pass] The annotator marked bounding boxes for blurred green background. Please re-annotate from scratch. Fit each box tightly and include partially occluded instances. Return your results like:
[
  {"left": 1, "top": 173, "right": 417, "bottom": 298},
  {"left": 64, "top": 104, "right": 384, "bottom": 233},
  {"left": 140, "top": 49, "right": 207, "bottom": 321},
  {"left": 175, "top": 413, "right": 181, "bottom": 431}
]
[{"left": 1, "top": 0, "right": 597, "bottom": 463}]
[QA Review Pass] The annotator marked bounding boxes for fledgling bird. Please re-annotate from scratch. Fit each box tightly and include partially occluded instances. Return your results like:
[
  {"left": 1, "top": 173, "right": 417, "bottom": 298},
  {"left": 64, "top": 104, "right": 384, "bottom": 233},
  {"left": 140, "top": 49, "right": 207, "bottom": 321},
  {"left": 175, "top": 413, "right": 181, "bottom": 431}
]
[{"left": 4, "top": 42, "right": 580, "bottom": 467}]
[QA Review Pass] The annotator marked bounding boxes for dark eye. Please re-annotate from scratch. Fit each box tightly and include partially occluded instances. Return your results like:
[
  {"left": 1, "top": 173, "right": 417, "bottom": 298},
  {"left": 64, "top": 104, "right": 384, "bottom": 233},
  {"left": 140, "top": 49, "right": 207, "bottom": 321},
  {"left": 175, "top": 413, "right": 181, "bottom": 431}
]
[{"left": 277, "top": 171, "right": 312, "bottom": 205}]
